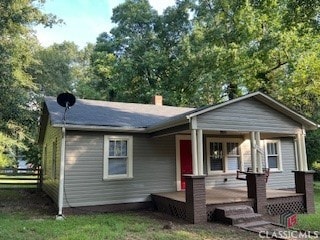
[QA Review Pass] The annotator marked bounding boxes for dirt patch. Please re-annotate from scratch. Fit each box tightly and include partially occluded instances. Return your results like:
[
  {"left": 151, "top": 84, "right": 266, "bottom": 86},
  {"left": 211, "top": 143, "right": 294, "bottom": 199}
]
[{"left": 0, "top": 189, "right": 56, "bottom": 216}]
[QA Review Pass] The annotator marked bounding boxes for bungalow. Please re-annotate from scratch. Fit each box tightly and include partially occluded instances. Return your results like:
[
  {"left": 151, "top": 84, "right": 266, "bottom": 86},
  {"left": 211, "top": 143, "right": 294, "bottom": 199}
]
[{"left": 38, "top": 92, "right": 317, "bottom": 221}]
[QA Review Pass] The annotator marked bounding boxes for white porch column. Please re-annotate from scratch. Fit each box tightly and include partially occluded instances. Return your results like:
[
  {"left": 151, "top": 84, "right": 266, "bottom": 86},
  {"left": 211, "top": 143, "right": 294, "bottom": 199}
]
[
  {"left": 250, "top": 132, "right": 257, "bottom": 173},
  {"left": 255, "top": 132, "right": 263, "bottom": 173},
  {"left": 301, "top": 129, "right": 308, "bottom": 171},
  {"left": 197, "top": 129, "right": 203, "bottom": 175},
  {"left": 191, "top": 129, "right": 198, "bottom": 175},
  {"left": 296, "top": 134, "right": 302, "bottom": 170},
  {"left": 294, "top": 138, "right": 300, "bottom": 170},
  {"left": 296, "top": 132, "right": 308, "bottom": 171}
]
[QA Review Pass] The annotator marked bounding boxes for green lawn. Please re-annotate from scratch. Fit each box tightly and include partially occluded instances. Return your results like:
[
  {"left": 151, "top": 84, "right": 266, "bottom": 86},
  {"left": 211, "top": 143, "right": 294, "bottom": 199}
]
[
  {"left": 1, "top": 184, "right": 319, "bottom": 240},
  {"left": 296, "top": 181, "right": 320, "bottom": 231},
  {"left": 0, "top": 189, "right": 260, "bottom": 240}
]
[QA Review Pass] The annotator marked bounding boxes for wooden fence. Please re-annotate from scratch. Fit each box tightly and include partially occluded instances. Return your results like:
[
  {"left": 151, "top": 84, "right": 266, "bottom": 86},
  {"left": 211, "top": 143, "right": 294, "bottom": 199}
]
[{"left": 0, "top": 168, "right": 42, "bottom": 190}]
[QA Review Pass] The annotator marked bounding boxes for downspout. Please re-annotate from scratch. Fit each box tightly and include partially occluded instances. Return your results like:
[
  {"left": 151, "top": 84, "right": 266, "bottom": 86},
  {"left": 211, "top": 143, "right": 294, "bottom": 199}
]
[
  {"left": 56, "top": 126, "right": 66, "bottom": 220},
  {"left": 55, "top": 93, "right": 75, "bottom": 220}
]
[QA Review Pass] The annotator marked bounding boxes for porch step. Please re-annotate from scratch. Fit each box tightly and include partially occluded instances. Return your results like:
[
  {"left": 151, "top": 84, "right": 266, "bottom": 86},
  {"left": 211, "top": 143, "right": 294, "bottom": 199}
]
[
  {"left": 215, "top": 205, "right": 254, "bottom": 217},
  {"left": 234, "top": 220, "right": 270, "bottom": 228},
  {"left": 225, "top": 213, "right": 263, "bottom": 225},
  {"left": 214, "top": 205, "right": 262, "bottom": 225}
]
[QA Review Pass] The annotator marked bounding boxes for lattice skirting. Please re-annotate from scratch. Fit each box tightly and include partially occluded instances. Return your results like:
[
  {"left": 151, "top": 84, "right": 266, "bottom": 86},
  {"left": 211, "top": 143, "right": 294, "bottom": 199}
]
[
  {"left": 151, "top": 195, "right": 186, "bottom": 220},
  {"left": 267, "top": 196, "right": 305, "bottom": 215}
]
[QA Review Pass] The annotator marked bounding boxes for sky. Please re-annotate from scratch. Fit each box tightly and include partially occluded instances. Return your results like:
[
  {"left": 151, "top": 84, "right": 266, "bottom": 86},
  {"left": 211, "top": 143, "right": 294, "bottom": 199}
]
[{"left": 34, "top": 0, "right": 176, "bottom": 48}]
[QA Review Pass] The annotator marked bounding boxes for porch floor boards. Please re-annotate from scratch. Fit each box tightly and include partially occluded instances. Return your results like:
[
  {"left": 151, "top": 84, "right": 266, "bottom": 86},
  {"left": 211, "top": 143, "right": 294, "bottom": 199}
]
[{"left": 153, "top": 187, "right": 302, "bottom": 205}]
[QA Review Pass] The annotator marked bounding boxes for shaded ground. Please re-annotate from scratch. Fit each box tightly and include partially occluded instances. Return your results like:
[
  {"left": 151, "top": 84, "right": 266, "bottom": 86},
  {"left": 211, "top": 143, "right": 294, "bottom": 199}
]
[
  {"left": 0, "top": 189, "right": 56, "bottom": 216},
  {"left": 0, "top": 189, "right": 263, "bottom": 239}
]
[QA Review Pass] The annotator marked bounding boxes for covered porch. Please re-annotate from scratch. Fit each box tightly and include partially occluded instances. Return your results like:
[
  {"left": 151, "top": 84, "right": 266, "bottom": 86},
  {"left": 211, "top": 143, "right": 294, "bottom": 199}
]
[
  {"left": 152, "top": 186, "right": 306, "bottom": 223},
  {"left": 149, "top": 93, "right": 317, "bottom": 223}
]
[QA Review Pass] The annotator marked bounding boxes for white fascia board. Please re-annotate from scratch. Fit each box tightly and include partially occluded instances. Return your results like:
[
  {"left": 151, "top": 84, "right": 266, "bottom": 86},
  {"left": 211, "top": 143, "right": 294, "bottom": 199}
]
[
  {"left": 254, "top": 93, "right": 318, "bottom": 130},
  {"left": 52, "top": 124, "right": 146, "bottom": 133},
  {"left": 186, "top": 92, "right": 260, "bottom": 119}
]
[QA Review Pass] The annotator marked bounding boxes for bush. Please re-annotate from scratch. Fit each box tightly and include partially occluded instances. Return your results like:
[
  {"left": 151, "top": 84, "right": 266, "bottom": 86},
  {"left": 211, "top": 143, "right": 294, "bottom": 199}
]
[{"left": 312, "top": 161, "right": 320, "bottom": 180}]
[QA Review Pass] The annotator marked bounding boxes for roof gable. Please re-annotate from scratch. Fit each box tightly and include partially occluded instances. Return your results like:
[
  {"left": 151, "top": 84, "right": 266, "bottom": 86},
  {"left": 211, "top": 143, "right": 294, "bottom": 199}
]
[{"left": 186, "top": 92, "right": 317, "bottom": 131}]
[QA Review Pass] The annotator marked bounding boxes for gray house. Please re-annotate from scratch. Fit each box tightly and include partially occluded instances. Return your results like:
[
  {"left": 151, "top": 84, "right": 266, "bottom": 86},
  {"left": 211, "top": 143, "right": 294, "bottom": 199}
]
[{"left": 39, "top": 92, "right": 317, "bottom": 220}]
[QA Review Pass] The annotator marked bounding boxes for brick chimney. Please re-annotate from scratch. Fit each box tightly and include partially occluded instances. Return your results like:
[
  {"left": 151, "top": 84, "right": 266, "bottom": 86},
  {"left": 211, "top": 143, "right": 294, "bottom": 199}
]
[{"left": 152, "top": 95, "right": 163, "bottom": 106}]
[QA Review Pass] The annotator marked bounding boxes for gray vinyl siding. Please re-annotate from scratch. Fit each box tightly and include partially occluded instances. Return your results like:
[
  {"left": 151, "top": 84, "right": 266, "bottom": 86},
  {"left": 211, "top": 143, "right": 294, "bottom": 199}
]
[
  {"left": 41, "top": 122, "right": 61, "bottom": 206},
  {"left": 267, "top": 138, "right": 296, "bottom": 189},
  {"left": 205, "top": 137, "right": 296, "bottom": 189},
  {"left": 197, "top": 98, "right": 301, "bottom": 134},
  {"left": 64, "top": 132, "right": 176, "bottom": 207}
]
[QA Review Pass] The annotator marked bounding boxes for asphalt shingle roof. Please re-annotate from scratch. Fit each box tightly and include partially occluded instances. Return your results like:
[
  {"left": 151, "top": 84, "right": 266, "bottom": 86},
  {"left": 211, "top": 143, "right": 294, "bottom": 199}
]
[{"left": 45, "top": 97, "right": 195, "bottom": 129}]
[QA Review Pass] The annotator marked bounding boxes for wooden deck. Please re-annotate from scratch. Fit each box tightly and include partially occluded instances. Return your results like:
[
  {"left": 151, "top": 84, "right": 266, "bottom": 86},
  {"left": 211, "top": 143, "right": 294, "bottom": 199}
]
[
  {"left": 153, "top": 187, "right": 303, "bottom": 204},
  {"left": 152, "top": 187, "right": 305, "bottom": 220}
]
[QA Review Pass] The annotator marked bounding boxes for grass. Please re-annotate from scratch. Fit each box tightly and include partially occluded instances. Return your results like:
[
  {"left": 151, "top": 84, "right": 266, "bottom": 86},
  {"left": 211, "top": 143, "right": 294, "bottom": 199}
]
[
  {"left": 1, "top": 183, "right": 319, "bottom": 239},
  {"left": 0, "top": 189, "right": 260, "bottom": 240},
  {"left": 296, "top": 181, "right": 320, "bottom": 231}
]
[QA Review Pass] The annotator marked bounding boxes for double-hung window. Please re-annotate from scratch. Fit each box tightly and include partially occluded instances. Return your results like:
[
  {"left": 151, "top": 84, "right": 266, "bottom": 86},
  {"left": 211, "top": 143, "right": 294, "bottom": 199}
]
[
  {"left": 103, "top": 136, "right": 133, "bottom": 180},
  {"left": 207, "top": 138, "right": 241, "bottom": 174},
  {"left": 265, "top": 140, "right": 282, "bottom": 171}
]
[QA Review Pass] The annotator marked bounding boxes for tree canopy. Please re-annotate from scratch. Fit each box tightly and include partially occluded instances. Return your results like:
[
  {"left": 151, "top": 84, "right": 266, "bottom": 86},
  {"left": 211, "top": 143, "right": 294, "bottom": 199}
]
[
  {"left": 1, "top": 0, "right": 320, "bottom": 167},
  {"left": 0, "top": 0, "right": 60, "bottom": 167},
  {"left": 89, "top": 0, "right": 320, "bottom": 113}
]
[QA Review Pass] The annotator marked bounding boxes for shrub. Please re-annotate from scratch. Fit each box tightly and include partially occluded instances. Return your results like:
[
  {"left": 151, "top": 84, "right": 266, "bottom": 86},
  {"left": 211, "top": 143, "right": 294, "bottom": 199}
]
[{"left": 312, "top": 161, "right": 320, "bottom": 180}]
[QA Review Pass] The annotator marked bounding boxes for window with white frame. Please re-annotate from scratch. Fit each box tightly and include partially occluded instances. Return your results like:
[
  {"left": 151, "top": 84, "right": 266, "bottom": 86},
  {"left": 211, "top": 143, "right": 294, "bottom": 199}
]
[
  {"left": 265, "top": 140, "right": 282, "bottom": 171},
  {"left": 103, "top": 136, "right": 133, "bottom": 179},
  {"left": 207, "top": 138, "right": 241, "bottom": 174}
]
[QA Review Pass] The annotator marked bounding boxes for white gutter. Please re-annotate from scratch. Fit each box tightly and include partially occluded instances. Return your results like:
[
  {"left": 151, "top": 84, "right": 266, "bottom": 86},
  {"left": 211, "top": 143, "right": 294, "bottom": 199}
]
[
  {"left": 56, "top": 126, "right": 66, "bottom": 220},
  {"left": 52, "top": 124, "right": 146, "bottom": 133}
]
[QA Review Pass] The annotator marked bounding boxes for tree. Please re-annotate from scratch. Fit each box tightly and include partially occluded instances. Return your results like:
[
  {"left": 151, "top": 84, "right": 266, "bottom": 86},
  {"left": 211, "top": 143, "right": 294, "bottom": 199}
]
[
  {"left": 90, "top": 0, "right": 320, "bottom": 164},
  {"left": 0, "top": 0, "right": 60, "bottom": 167},
  {"left": 31, "top": 41, "right": 80, "bottom": 96},
  {"left": 91, "top": 0, "right": 194, "bottom": 105}
]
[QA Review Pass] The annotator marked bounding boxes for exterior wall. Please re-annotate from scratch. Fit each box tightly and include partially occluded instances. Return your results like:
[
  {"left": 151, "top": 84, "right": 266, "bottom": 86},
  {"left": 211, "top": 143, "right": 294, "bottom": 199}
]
[
  {"left": 197, "top": 98, "right": 302, "bottom": 134},
  {"left": 41, "top": 121, "right": 61, "bottom": 206},
  {"left": 205, "top": 137, "right": 296, "bottom": 189},
  {"left": 267, "top": 138, "right": 296, "bottom": 189},
  {"left": 64, "top": 131, "right": 176, "bottom": 207}
]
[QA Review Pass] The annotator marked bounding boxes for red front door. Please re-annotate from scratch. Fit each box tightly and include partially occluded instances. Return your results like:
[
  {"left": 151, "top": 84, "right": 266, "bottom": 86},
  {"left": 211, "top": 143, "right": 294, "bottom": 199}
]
[{"left": 180, "top": 140, "right": 192, "bottom": 190}]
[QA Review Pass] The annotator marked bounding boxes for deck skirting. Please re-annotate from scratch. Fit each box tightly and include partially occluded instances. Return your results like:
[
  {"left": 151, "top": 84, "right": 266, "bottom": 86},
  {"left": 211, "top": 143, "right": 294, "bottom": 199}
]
[{"left": 152, "top": 188, "right": 306, "bottom": 222}]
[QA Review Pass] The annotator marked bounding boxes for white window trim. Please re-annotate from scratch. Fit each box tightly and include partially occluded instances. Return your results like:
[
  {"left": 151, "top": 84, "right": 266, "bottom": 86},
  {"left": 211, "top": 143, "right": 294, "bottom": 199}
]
[
  {"left": 264, "top": 139, "right": 283, "bottom": 172},
  {"left": 103, "top": 135, "right": 133, "bottom": 180},
  {"left": 206, "top": 137, "right": 242, "bottom": 175}
]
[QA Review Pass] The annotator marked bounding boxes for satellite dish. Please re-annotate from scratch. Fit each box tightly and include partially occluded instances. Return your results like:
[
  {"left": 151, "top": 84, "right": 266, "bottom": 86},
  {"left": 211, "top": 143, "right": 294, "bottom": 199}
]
[{"left": 57, "top": 92, "right": 76, "bottom": 108}]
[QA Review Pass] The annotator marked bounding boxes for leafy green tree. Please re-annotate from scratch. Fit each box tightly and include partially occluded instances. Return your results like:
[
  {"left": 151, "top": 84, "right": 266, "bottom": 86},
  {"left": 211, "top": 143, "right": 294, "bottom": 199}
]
[
  {"left": 31, "top": 41, "right": 80, "bottom": 96},
  {"left": 0, "top": 0, "right": 60, "bottom": 167},
  {"left": 90, "top": 0, "right": 320, "bottom": 165},
  {"left": 91, "top": 0, "right": 194, "bottom": 105}
]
